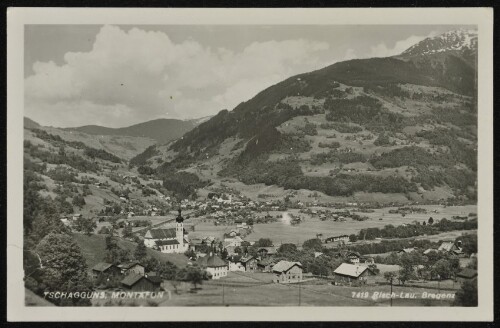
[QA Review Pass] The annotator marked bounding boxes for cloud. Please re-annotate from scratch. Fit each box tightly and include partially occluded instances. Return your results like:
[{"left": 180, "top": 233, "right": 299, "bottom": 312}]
[
  {"left": 25, "top": 25, "right": 331, "bottom": 127},
  {"left": 367, "top": 32, "right": 437, "bottom": 58},
  {"left": 343, "top": 48, "right": 357, "bottom": 60}
]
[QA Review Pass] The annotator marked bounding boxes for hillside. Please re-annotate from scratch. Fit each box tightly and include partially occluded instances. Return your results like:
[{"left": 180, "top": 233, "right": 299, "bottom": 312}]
[
  {"left": 24, "top": 117, "right": 40, "bottom": 129},
  {"left": 68, "top": 118, "right": 201, "bottom": 144},
  {"left": 150, "top": 29, "right": 477, "bottom": 204}
]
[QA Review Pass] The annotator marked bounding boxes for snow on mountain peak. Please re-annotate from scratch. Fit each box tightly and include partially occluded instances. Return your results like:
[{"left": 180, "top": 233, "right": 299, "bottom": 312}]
[{"left": 401, "top": 29, "right": 477, "bottom": 57}]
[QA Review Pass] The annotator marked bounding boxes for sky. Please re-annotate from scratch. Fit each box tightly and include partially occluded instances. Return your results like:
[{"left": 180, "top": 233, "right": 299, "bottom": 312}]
[{"left": 24, "top": 24, "right": 469, "bottom": 128}]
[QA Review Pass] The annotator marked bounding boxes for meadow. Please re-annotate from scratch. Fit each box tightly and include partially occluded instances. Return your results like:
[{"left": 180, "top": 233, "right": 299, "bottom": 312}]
[{"left": 189, "top": 205, "right": 476, "bottom": 245}]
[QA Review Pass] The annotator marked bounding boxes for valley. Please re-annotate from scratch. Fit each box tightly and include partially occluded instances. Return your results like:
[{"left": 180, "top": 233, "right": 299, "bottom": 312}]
[{"left": 23, "top": 28, "right": 478, "bottom": 307}]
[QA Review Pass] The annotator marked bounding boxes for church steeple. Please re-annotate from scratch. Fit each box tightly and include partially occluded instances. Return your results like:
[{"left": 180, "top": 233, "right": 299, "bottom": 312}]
[
  {"left": 176, "top": 208, "right": 184, "bottom": 223},
  {"left": 176, "top": 208, "right": 184, "bottom": 247}
]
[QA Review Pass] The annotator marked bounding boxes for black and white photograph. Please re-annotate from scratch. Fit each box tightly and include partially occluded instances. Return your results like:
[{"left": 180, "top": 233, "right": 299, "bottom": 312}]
[{"left": 6, "top": 7, "right": 494, "bottom": 321}]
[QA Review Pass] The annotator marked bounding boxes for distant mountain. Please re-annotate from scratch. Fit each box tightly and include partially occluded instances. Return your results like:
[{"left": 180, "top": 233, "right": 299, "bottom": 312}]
[
  {"left": 67, "top": 118, "right": 203, "bottom": 144},
  {"left": 24, "top": 117, "right": 40, "bottom": 129},
  {"left": 398, "top": 29, "right": 477, "bottom": 68}
]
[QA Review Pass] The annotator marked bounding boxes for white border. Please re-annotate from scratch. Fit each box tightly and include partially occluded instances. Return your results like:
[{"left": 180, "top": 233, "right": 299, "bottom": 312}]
[{"left": 7, "top": 7, "right": 494, "bottom": 322}]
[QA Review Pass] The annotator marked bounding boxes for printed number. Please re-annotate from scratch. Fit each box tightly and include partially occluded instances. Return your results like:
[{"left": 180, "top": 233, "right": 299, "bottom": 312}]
[{"left": 351, "top": 292, "right": 369, "bottom": 298}]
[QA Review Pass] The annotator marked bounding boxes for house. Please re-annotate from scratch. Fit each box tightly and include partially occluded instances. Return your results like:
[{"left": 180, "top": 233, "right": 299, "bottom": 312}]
[
  {"left": 257, "top": 258, "right": 276, "bottom": 272},
  {"left": 360, "top": 256, "right": 375, "bottom": 265},
  {"left": 257, "top": 247, "right": 277, "bottom": 259},
  {"left": 272, "top": 261, "right": 303, "bottom": 284},
  {"left": 438, "top": 241, "right": 463, "bottom": 255},
  {"left": 91, "top": 262, "right": 121, "bottom": 279},
  {"left": 228, "top": 258, "right": 246, "bottom": 272},
  {"left": 197, "top": 254, "right": 228, "bottom": 280},
  {"left": 314, "top": 252, "right": 324, "bottom": 258},
  {"left": 456, "top": 268, "right": 478, "bottom": 283},
  {"left": 346, "top": 252, "right": 361, "bottom": 264},
  {"left": 236, "top": 222, "right": 247, "bottom": 229},
  {"left": 398, "top": 248, "right": 417, "bottom": 255},
  {"left": 117, "top": 262, "right": 145, "bottom": 276},
  {"left": 324, "top": 235, "right": 349, "bottom": 244},
  {"left": 143, "top": 209, "right": 189, "bottom": 254},
  {"left": 333, "top": 263, "right": 376, "bottom": 285},
  {"left": 224, "top": 236, "right": 243, "bottom": 247},
  {"left": 239, "top": 255, "right": 258, "bottom": 272},
  {"left": 121, "top": 273, "right": 162, "bottom": 292},
  {"left": 224, "top": 246, "right": 238, "bottom": 257}
]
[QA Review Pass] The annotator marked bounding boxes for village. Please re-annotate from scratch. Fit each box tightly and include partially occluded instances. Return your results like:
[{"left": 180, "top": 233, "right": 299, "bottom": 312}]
[{"left": 58, "top": 189, "right": 478, "bottom": 306}]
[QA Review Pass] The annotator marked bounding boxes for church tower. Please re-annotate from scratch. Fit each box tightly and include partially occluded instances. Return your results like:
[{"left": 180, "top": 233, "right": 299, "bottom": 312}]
[{"left": 175, "top": 208, "right": 184, "bottom": 247}]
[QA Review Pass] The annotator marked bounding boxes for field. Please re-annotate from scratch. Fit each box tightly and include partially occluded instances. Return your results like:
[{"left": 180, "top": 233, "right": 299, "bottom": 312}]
[
  {"left": 91, "top": 271, "right": 458, "bottom": 307},
  {"left": 212, "top": 205, "right": 476, "bottom": 245}
]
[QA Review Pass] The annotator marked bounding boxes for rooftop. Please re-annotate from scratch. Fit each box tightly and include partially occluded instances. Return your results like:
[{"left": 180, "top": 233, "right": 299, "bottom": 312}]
[
  {"left": 333, "top": 263, "right": 370, "bottom": 278},
  {"left": 92, "top": 262, "right": 115, "bottom": 272},
  {"left": 272, "top": 260, "right": 302, "bottom": 273}
]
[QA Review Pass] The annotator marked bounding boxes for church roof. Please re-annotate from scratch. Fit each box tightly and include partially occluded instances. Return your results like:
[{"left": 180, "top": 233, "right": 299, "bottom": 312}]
[
  {"left": 155, "top": 239, "right": 180, "bottom": 246},
  {"left": 146, "top": 228, "right": 177, "bottom": 239}
]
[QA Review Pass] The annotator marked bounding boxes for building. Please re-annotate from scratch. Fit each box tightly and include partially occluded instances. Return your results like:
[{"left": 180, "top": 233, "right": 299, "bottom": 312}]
[
  {"left": 272, "top": 261, "right": 303, "bottom": 283},
  {"left": 144, "top": 209, "right": 189, "bottom": 254},
  {"left": 121, "top": 273, "right": 162, "bottom": 292},
  {"left": 346, "top": 252, "right": 361, "bottom": 264},
  {"left": 398, "top": 248, "right": 417, "bottom": 255},
  {"left": 224, "top": 236, "right": 243, "bottom": 247},
  {"left": 257, "top": 258, "right": 276, "bottom": 272},
  {"left": 456, "top": 268, "right": 478, "bottom": 283},
  {"left": 91, "top": 262, "right": 121, "bottom": 280},
  {"left": 324, "top": 235, "right": 350, "bottom": 245},
  {"left": 360, "top": 256, "right": 375, "bottom": 265},
  {"left": 438, "top": 241, "right": 463, "bottom": 255},
  {"left": 257, "top": 247, "right": 277, "bottom": 259},
  {"left": 197, "top": 254, "right": 228, "bottom": 280},
  {"left": 117, "top": 262, "right": 145, "bottom": 276},
  {"left": 333, "top": 263, "right": 376, "bottom": 285},
  {"left": 228, "top": 255, "right": 258, "bottom": 272}
]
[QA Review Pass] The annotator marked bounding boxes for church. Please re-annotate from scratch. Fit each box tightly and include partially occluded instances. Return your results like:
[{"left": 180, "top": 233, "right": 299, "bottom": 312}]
[{"left": 143, "top": 209, "right": 189, "bottom": 254}]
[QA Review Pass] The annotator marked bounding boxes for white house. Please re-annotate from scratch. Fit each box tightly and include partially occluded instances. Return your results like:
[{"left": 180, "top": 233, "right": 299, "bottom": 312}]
[{"left": 197, "top": 254, "right": 228, "bottom": 280}]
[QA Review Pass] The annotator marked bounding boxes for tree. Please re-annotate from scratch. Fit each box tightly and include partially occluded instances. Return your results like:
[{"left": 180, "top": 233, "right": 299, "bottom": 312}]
[
  {"left": 185, "top": 249, "right": 197, "bottom": 260},
  {"left": 431, "top": 259, "right": 452, "bottom": 280},
  {"left": 278, "top": 243, "right": 297, "bottom": 254},
  {"left": 428, "top": 217, "right": 434, "bottom": 225},
  {"left": 72, "top": 195, "right": 86, "bottom": 209},
  {"left": 453, "top": 279, "right": 478, "bottom": 306},
  {"left": 256, "top": 238, "right": 273, "bottom": 247},
  {"left": 384, "top": 271, "right": 398, "bottom": 284},
  {"left": 302, "top": 238, "right": 323, "bottom": 252},
  {"left": 35, "top": 233, "right": 92, "bottom": 306},
  {"left": 74, "top": 217, "right": 96, "bottom": 236},
  {"left": 349, "top": 234, "right": 358, "bottom": 242},
  {"left": 185, "top": 266, "right": 205, "bottom": 289},
  {"left": 398, "top": 254, "right": 416, "bottom": 285},
  {"left": 220, "top": 248, "right": 228, "bottom": 260},
  {"left": 122, "top": 225, "right": 133, "bottom": 238},
  {"left": 134, "top": 242, "right": 148, "bottom": 261}
]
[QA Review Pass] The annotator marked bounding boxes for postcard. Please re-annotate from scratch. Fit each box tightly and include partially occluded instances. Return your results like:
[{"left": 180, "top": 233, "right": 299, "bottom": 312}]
[{"left": 7, "top": 7, "right": 494, "bottom": 321}]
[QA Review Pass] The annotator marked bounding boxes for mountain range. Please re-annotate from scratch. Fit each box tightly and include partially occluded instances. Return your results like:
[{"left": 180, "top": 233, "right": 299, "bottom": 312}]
[
  {"left": 24, "top": 29, "right": 478, "bottom": 204},
  {"left": 149, "top": 29, "right": 478, "bottom": 203}
]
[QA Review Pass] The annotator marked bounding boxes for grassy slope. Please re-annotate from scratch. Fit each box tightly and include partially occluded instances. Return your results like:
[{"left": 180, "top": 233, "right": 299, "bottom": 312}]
[
  {"left": 25, "top": 288, "right": 56, "bottom": 306},
  {"left": 72, "top": 233, "right": 189, "bottom": 269}
]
